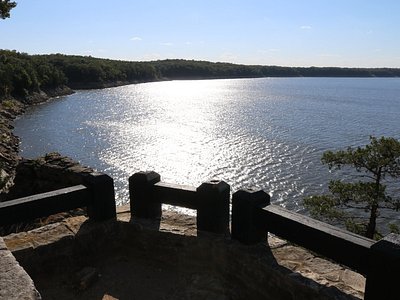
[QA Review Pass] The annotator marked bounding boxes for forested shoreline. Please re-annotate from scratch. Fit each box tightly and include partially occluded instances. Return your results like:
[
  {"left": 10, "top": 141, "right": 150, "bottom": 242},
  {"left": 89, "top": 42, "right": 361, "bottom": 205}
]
[{"left": 1, "top": 49, "right": 400, "bottom": 102}]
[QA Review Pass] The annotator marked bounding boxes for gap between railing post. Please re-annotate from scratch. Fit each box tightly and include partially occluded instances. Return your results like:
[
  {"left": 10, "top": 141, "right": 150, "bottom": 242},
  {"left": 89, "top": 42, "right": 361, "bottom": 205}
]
[{"left": 129, "top": 171, "right": 161, "bottom": 218}]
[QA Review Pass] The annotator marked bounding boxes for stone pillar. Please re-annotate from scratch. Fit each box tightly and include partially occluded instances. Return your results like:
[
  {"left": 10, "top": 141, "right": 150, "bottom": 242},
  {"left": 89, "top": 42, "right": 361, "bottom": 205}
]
[
  {"left": 231, "top": 189, "right": 270, "bottom": 245},
  {"left": 364, "top": 233, "right": 400, "bottom": 300},
  {"left": 129, "top": 171, "right": 161, "bottom": 219},
  {"left": 196, "top": 180, "right": 230, "bottom": 234},
  {"left": 84, "top": 172, "right": 116, "bottom": 221}
]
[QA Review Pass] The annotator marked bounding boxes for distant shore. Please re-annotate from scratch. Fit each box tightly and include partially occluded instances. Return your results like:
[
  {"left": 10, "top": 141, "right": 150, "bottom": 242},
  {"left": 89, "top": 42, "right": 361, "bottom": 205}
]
[{"left": 1, "top": 50, "right": 400, "bottom": 104}]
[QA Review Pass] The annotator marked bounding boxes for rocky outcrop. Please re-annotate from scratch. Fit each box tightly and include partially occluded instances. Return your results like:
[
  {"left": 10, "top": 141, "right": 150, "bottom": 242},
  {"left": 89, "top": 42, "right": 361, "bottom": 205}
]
[
  {"left": 22, "top": 86, "right": 73, "bottom": 105},
  {"left": 0, "top": 152, "right": 93, "bottom": 236},
  {"left": 2, "top": 152, "right": 93, "bottom": 201},
  {"left": 0, "top": 99, "right": 25, "bottom": 194},
  {"left": 0, "top": 86, "right": 74, "bottom": 195}
]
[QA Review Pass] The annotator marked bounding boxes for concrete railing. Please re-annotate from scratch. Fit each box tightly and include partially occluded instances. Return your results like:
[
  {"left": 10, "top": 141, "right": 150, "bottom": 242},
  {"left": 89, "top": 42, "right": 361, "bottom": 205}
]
[
  {"left": 1, "top": 169, "right": 399, "bottom": 300},
  {"left": 0, "top": 172, "right": 116, "bottom": 225},
  {"left": 129, "top": 172, "right": 400, "bottom": 300},
  {"left": 230, "top": 188, "right": 400, "bottom": 300},
  {"left": 129, "top": 171, "right": 230, "bottom": 234}
]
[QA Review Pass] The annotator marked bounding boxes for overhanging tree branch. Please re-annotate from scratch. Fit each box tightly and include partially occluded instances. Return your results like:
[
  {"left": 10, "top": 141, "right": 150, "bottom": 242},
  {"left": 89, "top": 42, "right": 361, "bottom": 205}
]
[{"left": 0, "top": 0, "right": 16, "bottom": 19}]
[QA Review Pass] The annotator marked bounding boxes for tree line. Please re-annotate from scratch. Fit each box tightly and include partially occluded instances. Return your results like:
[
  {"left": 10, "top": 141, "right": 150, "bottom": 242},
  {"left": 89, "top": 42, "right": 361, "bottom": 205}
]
[
  {"left": 149, "top": 59, "right": 400, "bottom": 79},
  {"left": 0, "top": 50, "right": 158, "bottom": 99},
  {"left": 1, "top": 50, "right": 400, "bottom": 101}
]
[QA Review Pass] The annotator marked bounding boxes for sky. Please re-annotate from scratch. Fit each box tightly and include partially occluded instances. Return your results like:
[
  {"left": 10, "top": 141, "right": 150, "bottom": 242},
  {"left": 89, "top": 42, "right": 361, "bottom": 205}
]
[{"left": 1, "top": 0, "right": 400, "bottom": 68}]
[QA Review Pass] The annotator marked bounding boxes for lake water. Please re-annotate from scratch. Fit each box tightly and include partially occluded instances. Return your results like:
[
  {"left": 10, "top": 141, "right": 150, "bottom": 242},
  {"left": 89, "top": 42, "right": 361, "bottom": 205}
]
[{"left": 14, "top": 78, "right": 400, "bottom": 215}]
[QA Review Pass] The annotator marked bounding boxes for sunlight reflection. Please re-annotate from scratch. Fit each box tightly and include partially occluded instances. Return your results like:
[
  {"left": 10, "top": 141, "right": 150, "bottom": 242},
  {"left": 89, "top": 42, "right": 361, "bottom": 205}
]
[
  {"left": 98, "top": 80, "right": 234, "bottom": 207},
  {"left": 95, "top": 79, "right": 315, "bottom": 209},
  {"left": 16, "top": 78, "right": 399, "bottom": 219}
]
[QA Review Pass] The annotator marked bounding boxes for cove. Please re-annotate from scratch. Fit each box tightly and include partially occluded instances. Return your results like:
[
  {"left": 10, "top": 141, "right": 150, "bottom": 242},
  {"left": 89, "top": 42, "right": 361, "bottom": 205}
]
[{"left": 14, "top": 78, "right": 400, "bottom": 215}]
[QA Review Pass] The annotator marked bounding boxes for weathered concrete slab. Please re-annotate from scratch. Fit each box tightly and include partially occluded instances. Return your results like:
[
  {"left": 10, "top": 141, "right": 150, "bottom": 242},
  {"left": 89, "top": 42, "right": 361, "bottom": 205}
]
[
  {"left": 3, "top": 221, "right": 75, "bottom": 260},
  {"left": 0, "top": 237, "right": 41, "bottom": 300}
]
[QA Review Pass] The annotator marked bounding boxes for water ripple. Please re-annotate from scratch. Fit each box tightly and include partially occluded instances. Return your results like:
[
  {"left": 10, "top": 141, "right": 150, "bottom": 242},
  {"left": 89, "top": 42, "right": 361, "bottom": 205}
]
[{"left": 14, "top": 78, "right": 400, "bottom": 216}]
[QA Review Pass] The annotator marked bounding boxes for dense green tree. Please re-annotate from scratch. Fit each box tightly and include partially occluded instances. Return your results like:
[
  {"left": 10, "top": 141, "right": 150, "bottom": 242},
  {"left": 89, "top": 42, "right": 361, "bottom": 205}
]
[
  {"left": 34, "top": 61, "right": 67, "bottom": 88},
  {"left": 0, "top": 0, "right": 16, "bottom": 19},
  {"left": 1, "top": 49, "right": 400, "bottom": 101},
  {"left": 304, "top": 136, "right": 400, "bottom": 239}
]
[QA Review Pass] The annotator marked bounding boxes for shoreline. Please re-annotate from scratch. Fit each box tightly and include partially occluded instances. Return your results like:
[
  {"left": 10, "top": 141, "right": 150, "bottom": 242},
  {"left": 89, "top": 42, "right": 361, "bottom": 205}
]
[
  {"left": 2, "top": 75, "right": 399, "bottom": 197},
  {"left": 0, "top": 78, "right": 161, "bottom": 196},
  {"left": 0, "top": 86, "right": 74, "bottom": 194},
  {"left": 0, "top": 99, "right": 24, "bottom": 193}
]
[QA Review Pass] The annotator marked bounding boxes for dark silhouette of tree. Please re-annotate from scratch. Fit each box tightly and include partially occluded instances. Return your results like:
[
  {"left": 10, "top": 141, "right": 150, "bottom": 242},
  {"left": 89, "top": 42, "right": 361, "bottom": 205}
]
[
  {"left": 0, "top": 0, "right": 16, "bottom": 19},
  {"left": 304, "top": 136, "right": 400, "bottom": 239}
]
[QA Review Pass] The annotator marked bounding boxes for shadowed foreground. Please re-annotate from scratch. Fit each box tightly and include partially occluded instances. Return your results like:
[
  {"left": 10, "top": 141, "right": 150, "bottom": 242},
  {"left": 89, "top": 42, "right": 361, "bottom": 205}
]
[{"left": 2, "top": 206, "right": 365, "bottom": 300}]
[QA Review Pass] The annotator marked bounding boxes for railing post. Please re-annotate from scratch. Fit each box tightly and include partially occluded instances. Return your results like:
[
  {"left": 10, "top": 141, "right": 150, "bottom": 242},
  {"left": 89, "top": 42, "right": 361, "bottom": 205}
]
[
  {"left": 364, "top": 233, "right": 400, "bottom": 300},
  {"left": 84, "top": 172, "right": 116, "bottom": 221},
  {"left": 196, "top": 180, "right": 230, "bottom": 234},
  {"left": 231, "top": 189, "right": 270, "bottom": 244},
  {"left": 129, "top": 171, "right": 161, "bottom": 218}
]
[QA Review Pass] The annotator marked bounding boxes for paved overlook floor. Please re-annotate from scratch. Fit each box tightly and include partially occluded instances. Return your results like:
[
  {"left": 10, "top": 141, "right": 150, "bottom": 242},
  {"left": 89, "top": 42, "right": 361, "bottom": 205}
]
[{"left": 2, "top": 205, "right": 366, "bottom": 300}]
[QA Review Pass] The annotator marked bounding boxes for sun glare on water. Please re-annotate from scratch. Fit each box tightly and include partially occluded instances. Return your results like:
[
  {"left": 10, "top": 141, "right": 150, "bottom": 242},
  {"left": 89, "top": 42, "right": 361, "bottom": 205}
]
[{"left": 98, "top": 80, "right": 236, "bottom": 202}]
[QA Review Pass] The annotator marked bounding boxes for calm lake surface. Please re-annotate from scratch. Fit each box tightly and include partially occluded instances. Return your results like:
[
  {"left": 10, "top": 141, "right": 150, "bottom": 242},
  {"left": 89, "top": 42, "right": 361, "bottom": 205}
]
[{"left": 14, "top": 78, "right": 400, "bottom": 214}]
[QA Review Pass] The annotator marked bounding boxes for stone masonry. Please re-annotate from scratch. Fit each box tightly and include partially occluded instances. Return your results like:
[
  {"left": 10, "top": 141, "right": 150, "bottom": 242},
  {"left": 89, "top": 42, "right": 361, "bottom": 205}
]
[
  {"left": 0, "top": 237, "right": 41, "bottom": 300},
  {"left": 1, "top": 206, "right": 366, "bottom": 300}
]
